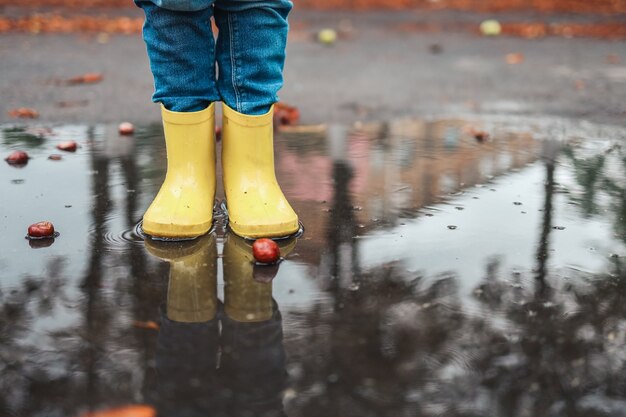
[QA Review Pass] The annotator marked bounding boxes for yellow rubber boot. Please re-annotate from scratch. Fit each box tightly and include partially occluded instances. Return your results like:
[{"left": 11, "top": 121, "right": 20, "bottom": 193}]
[
  {"left": 143, "top": 103, "right": 216, "bottom": 239},
  {"left": 222, "top": 233, "right": 297, "bottom": 322},
  {"left": 144, "top": 234, "right": 218, "bottom": 323},
  {"left": 221, "top": 104, "right": 299, "bottom": 239}
]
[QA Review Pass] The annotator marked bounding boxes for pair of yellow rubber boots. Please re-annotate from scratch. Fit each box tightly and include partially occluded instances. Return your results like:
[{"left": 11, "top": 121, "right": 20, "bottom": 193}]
[{"left": 142, "top": 103, "right": 299, "bottom": 239}]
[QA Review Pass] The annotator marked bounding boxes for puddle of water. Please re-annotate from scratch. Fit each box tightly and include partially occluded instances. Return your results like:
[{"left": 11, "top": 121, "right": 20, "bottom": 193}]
[{"left": 1, "top": 115, "right": 625, "bottom": 416}]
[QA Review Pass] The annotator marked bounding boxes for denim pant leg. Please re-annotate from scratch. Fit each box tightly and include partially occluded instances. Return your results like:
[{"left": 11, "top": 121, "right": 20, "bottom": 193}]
[
  {"left": 136, "top": 0, "right": 221, "bottom": 112},
  {"left": 213, "top": 0, "right": 293, "bottom": 115}
]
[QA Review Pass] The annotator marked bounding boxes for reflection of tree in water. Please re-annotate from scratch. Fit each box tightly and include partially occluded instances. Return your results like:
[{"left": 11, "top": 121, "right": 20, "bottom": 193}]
[
  {"left": 0, "top": 125, "right": 167, "bottom": 417},
  {"left": 564, "top": 143, "right": 626, "bottom": 244},
  {"left": 286, "top": 259, "right": 626, "bottom": 416},
  {"left": 287, "top": 266, "right": 466, "bottom": 417},
  {"left": 0, "top": 257, "right": 70, "bottom": 417}
]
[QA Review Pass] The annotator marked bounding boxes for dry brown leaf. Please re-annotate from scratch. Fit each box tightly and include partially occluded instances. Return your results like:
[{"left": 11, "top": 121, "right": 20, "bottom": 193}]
[
  {"left": 79, "top": 404, "right": 156, "bottom": 417},
  {"left": 66, "top": 72, "right": 103, "bottom": 85},
  {"left": 505, "top": 53, "right": 524, "bottom": 65},
  {"left": 132, "top": 320, "right": 159, "bottom": 331},
  {"left": 274, "top": 102, "right": 300, "bottom": 126},
  {"left": 8, "top": 107, "right": 39, "bottom": 118},
  {"left": 56, "top": 100, "right": 89, "bottom": 108},
  {"left": 607, "top": 53, "right": 620, "bottom": 64}
]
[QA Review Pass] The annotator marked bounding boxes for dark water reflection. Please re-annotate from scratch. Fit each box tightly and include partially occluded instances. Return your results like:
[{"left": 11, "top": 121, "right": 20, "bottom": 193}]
[{"left": 0, "top": 115, "right": 625, "bottom": 417}]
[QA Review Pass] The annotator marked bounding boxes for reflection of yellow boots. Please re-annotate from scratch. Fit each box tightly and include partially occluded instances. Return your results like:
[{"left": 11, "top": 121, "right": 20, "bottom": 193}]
[
  {"left": 223, "top": 233, "right": 296, "bottom": 322},
  {"left": 145, "top": 234, "right": 218, "bottom": 322},
  {"left": 221, "top": 104, "right": 299, "bottom": 239},
  {"left": 143, "top": 104, "right": 216, "bottom": 239}
]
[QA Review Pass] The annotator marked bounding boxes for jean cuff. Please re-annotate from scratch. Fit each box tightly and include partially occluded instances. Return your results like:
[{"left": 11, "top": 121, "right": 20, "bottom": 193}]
[
  {"left": 161, "top": 102, "right": 215, "bottom": 125},
  {"left": 222, "top": 103, "right": 274, "bottom": 127}
]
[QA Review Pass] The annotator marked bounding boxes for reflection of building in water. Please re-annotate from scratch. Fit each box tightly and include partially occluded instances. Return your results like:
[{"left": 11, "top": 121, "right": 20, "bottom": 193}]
[{"left": 277, "top": 118, "right": 539, "bottom": 264}]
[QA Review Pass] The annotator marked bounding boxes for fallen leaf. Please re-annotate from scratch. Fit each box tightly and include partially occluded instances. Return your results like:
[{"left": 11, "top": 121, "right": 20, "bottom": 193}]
[
  {"left": 79, "top": 405, "right": 156, "bottom": 417},
  {"left": 56, "top": 100, "right": 89, "bottom": 108},
  {"left": 132, "top": 320, "right": 159, "bottom": 331},
  {"left": 65, "top": 72, "right": 103, "bottom": 85},
  {"left": 505, "top": 53, "right": 524, "bottom": 65},
  {"left": 8, "top": 107, "right": 39, "bottom": 118},
  {"left": 607, "top": 53, "right": 620, "bottom": 64},
  {"left": 274, "top": 102, "right": 300, "bottom": 126},
  {"left": 48, "top": 154, "right": 63, "bottom": 161},
  {"left": 317, "top": 28, "right": 337, "bottom": 45},
  {"left": 480, "top": 19, "right": 501, "bottom": 36}
]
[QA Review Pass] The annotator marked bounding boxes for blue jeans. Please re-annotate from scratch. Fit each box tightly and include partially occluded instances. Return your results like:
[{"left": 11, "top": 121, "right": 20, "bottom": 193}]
[{"left": 135, "top": 0, "right": 292, "bottom": 115}]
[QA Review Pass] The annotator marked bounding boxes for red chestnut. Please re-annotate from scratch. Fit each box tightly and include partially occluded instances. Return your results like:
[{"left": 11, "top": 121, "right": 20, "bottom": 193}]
[
  {"left": 118, "top": 122, "right": 135, "bottom": 135},
  {"left": 56, "top": 141, "right": 77, "bottom": 152},
  {"left": 27, "top": 221, "right": 55, "bottom": 238},
  {"left": 252, "top": 238, "right": 280, "bottom": 264},
  {"left": 5, "top": 150, "right": 29, "bottom": 165}
]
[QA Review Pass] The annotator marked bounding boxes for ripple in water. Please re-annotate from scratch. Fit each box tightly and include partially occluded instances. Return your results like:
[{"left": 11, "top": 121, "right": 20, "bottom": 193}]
[{"left": 101, "top": 223, "right": 146, "bottom": 252}]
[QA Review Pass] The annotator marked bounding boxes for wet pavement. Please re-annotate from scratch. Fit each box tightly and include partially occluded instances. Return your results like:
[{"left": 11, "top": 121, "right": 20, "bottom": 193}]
[
  {"left": 1, "top": 112, "right": 625, "bottom": 416},
  {"left": 2, "top": 9, "right": 626, "bottom": 126}
]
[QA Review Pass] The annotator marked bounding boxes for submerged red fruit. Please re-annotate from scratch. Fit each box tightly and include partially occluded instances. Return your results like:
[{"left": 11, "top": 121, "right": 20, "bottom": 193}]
[
  {"left": 5, "top": 150, "right": 29, "bottom": 165},
  {"left": 28, "top": 221, "right": 55, "bottom": 238},
  {"left": 118, "top": 122, "right": 134, "bottom": 135},
  {"left": 56, "top": 141, "right": 77, "bottom": 152},
  {"left": 252, "top": 238, "right": 280, "bottom": 264}
]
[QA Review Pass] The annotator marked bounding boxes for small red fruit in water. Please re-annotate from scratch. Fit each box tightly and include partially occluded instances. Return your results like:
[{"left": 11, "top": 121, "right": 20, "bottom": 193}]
[
  {"left": 252, "top": 238, "right": 280, "bottom": 264},
  {"left": 57, "top": 141, "right": 77, "bottom": 152},
  {"left": 118, "top": 122, "right": 134, "bottom": 135},
  {"left": 27, "top": 221, "right": 55, "bottom": 238},
  {"left": 5, "top": 150, "right": 29, "bottom": 165}
]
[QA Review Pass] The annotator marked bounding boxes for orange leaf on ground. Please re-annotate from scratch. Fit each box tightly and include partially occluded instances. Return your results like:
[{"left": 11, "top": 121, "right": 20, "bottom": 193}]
[
  {"left": 56, "top": 100, "right": 89, "bottom": 108},
  {"left": 8, "top": 107, "right": 39, "bottom": 118},
  {"left": 607, "top": 54, "right": 620, "bottom": 64},
  {"left": 66, "top": 72, "right": 103, "bottom": 85},
  {"left": 505, "top": 53, "right": 524, "bottom": 64},
  {"left": 132, "top": 320, "right": 159, "bottom": 331},
  {"left": 274, "top": 102, "right": 300, "bottom": 126},
  {"left": 80, "top": 405, "right": 156, "bottom": 417}
]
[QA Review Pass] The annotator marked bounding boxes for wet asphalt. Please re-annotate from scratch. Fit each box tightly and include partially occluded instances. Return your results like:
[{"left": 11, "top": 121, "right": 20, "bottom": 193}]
[{"left": 0, "top": 8, "right": 625, "bottom": 126}]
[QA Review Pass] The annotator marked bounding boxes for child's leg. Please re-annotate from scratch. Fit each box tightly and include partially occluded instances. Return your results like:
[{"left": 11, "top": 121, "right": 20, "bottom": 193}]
[
  {"left": 213, "top": 0, "right": 292, "bottom": 115},
  {"left": 212, "top": 0, "right": 299, "bottom": 239},
  {"left": 136, "top": 0, "right": 220, "bottom": 111},
  {"left": 136, "top": 0, "right": 220, "bottom": 239}
]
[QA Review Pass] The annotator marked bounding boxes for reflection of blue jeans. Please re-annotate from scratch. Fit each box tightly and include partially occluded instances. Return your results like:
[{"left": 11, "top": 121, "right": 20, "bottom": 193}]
[{"left": 135, "top": 0, "right": 292, "bottom": 115}]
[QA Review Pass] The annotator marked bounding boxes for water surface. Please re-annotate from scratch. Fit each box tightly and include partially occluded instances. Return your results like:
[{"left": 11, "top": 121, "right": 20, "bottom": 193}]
[{"left": 1, "top": 114, "right": 625, "bottom": 417}]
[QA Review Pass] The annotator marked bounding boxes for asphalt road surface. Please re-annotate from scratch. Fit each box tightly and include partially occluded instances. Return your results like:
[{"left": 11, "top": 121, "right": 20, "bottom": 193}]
[{"left": 1, "top": 9, "right": 625, "bottom": 126}]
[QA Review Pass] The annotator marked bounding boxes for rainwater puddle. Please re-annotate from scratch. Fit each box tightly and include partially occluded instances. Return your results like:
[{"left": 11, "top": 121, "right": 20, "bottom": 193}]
[{"left": 1, "top": 115, "right": 625, "bottom": 416}]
